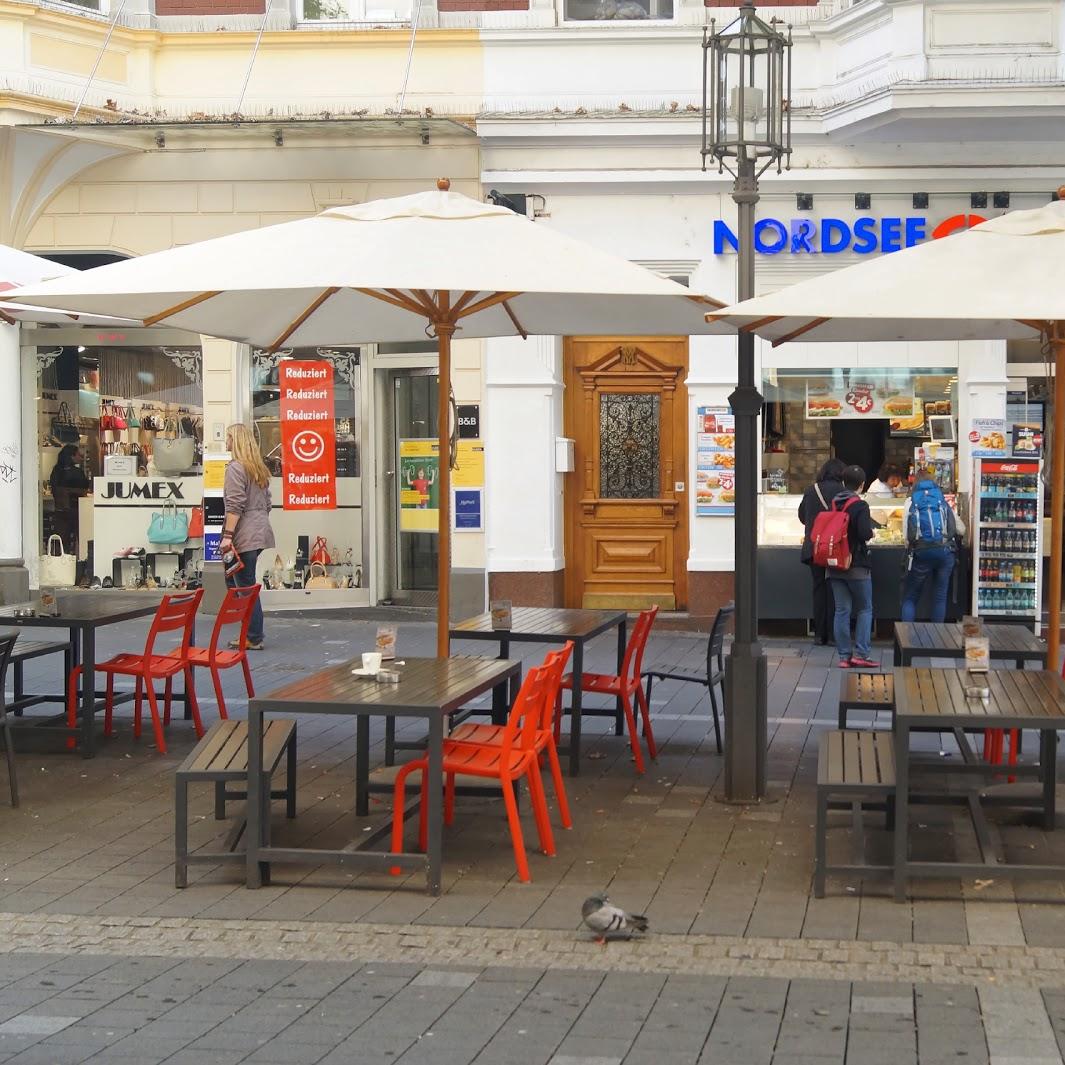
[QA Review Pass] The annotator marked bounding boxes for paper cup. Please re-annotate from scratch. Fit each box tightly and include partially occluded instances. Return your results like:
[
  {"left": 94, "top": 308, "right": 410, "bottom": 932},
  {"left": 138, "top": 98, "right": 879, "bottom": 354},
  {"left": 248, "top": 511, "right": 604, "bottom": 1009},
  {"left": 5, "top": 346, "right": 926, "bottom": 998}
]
[{"left": 362, "top": 652, "right": 383, "bottom": 674}]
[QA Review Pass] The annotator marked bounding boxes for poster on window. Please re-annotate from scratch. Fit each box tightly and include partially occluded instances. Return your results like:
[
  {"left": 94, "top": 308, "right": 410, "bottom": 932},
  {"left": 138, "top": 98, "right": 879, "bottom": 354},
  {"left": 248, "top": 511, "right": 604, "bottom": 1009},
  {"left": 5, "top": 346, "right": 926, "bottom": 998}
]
[
  {"left": 279, "top": 360, "right": 336, "bottom": 510},
  {"left": 696, "top": 406, "right": 735, "bottom": 517},
  {"left": 805, "top": 380, "right": 916, "bottom": 421},
  {"left": 399, "top": 439, "right": 440, "bottom": 532}
]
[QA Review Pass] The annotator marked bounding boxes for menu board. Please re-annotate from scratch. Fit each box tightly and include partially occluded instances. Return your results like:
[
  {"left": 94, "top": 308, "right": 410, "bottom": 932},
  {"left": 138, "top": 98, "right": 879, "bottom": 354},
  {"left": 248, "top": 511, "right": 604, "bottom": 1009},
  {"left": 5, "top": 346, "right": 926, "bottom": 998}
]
[
  {"left": 805, "top": 379, "right": 916, "bottom": 421},
  {"left": 968, "top": 418, "right": 1008, "bottom": 458},
  {"left": 696, "top": 406, "right": 735, "bottom": 517}
]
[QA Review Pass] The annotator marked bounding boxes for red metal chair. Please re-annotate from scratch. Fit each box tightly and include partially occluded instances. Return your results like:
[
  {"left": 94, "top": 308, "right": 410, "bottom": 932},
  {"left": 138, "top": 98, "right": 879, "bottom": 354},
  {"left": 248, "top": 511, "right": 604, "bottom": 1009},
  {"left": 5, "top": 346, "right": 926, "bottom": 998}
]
[
  {"left": 450, "top": 642, "right": 573, "bottom": 829},
  {"left": 184, "top": 585, "right": 259, "bottom": 721},
  {"left": 65, "top": 590, "right": 204, "bottom": 756},
  {"left": 390, "top": 665, "right": 555, "bottom": 883},
  {"left": 556, "top": 606, "right": 659, "bottom": 774}
]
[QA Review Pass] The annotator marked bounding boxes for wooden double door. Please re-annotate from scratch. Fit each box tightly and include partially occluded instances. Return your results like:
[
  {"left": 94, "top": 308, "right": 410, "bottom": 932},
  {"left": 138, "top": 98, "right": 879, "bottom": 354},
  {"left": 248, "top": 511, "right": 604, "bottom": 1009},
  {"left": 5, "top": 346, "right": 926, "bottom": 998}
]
[{"left": 563, "top": 337, "right": 689, "bottom": 611}]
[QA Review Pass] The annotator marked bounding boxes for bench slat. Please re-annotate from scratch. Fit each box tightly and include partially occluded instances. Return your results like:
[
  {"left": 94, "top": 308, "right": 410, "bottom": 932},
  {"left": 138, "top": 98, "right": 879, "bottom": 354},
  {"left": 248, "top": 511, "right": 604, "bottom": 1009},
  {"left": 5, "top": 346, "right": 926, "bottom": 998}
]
[
  {"left": 818, "top": 729, "right": 895, "bottom": 789},
  {"left": 178, "top": 719, "right": 295, "bottom": 780},
  {"left": 177, "top": 721, "right": 239, "bottom": 774}
]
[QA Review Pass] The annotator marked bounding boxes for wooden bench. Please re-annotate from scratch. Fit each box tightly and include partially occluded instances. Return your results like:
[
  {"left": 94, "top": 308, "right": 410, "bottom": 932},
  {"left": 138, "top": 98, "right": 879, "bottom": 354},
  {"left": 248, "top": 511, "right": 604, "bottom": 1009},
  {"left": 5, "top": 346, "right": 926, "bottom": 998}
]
[
  {"left": 838, "top": 672, "right": 894, "bottom": 730},
  {"left": 175, "top": 719, "right": 296, "bottom": 888},
  {"left": 815, "top": 729, "right": 896, "bottom": 898},
  {"left": 8, "top": 639, "right": 72, "bottom": 716}
]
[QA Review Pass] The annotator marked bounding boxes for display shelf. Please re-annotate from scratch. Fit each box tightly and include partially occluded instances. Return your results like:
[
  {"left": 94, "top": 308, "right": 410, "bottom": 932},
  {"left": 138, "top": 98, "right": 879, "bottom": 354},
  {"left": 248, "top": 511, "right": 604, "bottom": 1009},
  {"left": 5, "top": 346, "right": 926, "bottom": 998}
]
[
  {"left": 980, "top": 581, "right": 1037, "bottom": 590},
  {"left": 979, "top": 520, "right": 1038, "bottom": 529}
]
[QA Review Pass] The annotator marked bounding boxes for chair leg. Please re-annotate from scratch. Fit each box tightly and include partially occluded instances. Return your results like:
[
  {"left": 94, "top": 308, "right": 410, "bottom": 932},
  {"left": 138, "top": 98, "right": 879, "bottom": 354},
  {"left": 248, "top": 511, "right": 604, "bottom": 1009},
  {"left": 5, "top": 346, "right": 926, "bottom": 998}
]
[
  {"left": 164, "top": 675, "right": 173, "bottom": 726},
  {"left": 545, "top": 738, "right": 572, "bottom": 829},
  {"left": 525, "top": 767, "right": 555, "bottom": 857},
  {"left": 241, "top": 654, "right": 254, "bottom": 698},
  {"left": 500, "top": 777, "right": 531, "bottom": 882},
  {"left": 105, "top": 674, "right": 115, "bottom": 736},
  {"left": 143, "top": 681, "right": 167, "bottom": 754},
  {"left": 1, "top": 706, "right": 17, "bottom": 808},
  {"left": 619, "top": 692, "right": 645, "bottom": 774},
  {"left": 418, "top": 770, "right": 429, "bottom": 853},
  {"left": 553, "top": 692, "right": 564, "bottom": 745},
  {"left": 635, "top": 683, "right": 657, "bottom": 760},
  {"left": 134, "top": 677, "right": 143, "bottom": 734},
  {"left": 708, "top": 682, "right": 723, "bottom": 755},
  {"left": 133, "top": 679, "right": 143, "bottom": 739},
  {"left": 390, "top": 761, "right": 423, "bottom": 874},
  {"left": 444, "top": 772, "right": 456, "bottom": 826},
  {"left": 66, "top": 665, "right": 83, "bottom": 750},
  {"left": 211, "top": 666, "right": 227, "bottom": 722},
  {"left": 815, "top": 788, "right": 827, "bottom": 898},
  {"left": 184, "top": 667, "right": 205, "bottom": 738}
]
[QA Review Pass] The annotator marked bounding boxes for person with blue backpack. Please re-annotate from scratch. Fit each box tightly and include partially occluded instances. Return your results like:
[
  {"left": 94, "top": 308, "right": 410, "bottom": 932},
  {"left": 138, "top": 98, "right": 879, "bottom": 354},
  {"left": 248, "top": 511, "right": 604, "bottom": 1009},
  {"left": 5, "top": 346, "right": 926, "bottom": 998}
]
[{"left": 901, "top": 477, "right": 965, "bottom": 623}]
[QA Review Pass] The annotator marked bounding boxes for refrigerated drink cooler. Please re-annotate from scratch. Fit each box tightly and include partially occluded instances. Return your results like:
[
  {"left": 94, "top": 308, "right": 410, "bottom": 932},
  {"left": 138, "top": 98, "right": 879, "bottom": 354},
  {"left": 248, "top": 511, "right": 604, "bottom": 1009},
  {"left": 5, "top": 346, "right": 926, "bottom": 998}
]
[{"left": 971, "top": 458, "right": 1043, "bottom": 630}]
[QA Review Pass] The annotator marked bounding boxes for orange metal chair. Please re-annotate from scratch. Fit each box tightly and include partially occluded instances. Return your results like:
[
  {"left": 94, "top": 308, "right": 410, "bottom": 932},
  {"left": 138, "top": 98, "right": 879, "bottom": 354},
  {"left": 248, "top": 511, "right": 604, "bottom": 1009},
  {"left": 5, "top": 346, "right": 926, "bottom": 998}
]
[
  {"left": 184, "top": 585, "right": 259, "bottom": 721},
  {"left": 390, "top": 665, "right": 555, "bottom": 883},
  {"left": 66, "top": 590, "right": 204, "bottom": 756},
  {"left": 449, "top": 642, "right": 574, "bottom": 829},
  {"left": 556, "top": 606, "right": 658, "bottom": 774}
]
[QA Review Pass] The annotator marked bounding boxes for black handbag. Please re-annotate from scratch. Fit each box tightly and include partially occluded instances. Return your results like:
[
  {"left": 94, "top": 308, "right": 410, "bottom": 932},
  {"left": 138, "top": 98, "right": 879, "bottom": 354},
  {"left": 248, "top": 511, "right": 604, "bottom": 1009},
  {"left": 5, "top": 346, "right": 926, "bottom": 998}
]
[{"left": 50, "top": 402, "right": 80, "bottom": 445}]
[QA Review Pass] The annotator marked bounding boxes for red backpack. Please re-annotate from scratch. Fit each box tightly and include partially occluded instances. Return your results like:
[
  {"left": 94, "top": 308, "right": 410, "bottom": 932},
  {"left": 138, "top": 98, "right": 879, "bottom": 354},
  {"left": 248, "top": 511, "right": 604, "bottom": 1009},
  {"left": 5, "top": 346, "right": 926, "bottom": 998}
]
[{"left": 811, "top": 496, "right": 859, "bottom": 571}]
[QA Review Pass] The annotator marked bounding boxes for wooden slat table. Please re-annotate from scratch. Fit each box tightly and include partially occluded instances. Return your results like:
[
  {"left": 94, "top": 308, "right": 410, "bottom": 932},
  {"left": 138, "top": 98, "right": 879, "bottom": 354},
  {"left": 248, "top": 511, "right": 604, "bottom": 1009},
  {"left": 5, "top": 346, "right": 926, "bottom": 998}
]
[
  {"left": 892, "top": 666, "right": 1065, "bottom": 901},
  {"left": 0, "top": 593, "right": 170, "bottom": 756},
  {"left": 450, "top": 607, "right": 627, "bottom": 775},
  {"left": 893, "top": 622, "right": 1045, "bottom": 669},
  {"left": 246, "top": 655, "right": 520, "bottom": 895}
]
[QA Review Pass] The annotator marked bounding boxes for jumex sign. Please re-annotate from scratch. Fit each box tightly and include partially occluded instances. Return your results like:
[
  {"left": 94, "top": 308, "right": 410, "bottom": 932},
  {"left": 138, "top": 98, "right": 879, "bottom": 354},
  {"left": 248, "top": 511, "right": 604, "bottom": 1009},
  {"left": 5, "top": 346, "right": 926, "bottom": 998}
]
[{"left": 712, "top": 212, "right": 987, "bottom": 256}]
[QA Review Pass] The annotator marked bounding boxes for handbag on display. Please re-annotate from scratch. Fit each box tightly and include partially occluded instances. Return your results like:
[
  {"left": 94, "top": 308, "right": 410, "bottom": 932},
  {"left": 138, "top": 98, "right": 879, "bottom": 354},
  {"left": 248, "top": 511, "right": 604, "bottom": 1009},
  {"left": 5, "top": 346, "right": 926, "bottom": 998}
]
[
  {"left": 40, "top": 534, "right": 76, "bottom": 587},
  {"left": 147, "top": 500, "right": 189, "bottom": 545},
  {"left": 125, "top": 405, "right": 140, "bottom": 429},
  {"left": 50, "top": 402, "right": 80, "bottom": 445},
  {"left": 188, "top": 507, "right": 204, "bottom": 538},
  {"left": 305, "top": 563, "right": 337, "bottom": 590},
  {"left": 153, "top": 418, "right": 196, "bottom": 475},
  {"left": 310, "top": 536, "right": 332, "bottom": 566},
  {"left": 100, "top": 406, "right": 113, "bottom": 431},
  {"left": 111, "top": 404, "right": 128, "bottom": 431},
  {"left": 271, "top": 553, "right": 286, "bottom": 589}
]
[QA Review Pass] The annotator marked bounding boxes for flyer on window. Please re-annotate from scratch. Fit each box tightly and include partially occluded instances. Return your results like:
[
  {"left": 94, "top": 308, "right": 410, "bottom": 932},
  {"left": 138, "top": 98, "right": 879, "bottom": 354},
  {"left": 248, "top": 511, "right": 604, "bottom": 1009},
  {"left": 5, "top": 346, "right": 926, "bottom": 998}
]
[{"left": 696, "top": 406, "right": 735, "bottom": 517}]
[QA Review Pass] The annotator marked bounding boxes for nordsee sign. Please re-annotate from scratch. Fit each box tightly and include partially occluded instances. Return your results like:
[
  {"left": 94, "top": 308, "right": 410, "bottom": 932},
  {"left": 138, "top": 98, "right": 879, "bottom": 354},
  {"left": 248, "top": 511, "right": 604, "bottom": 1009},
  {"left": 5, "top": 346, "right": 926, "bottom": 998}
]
[{"left": 712, "top": 213, "right": 987, "bottom": 256}]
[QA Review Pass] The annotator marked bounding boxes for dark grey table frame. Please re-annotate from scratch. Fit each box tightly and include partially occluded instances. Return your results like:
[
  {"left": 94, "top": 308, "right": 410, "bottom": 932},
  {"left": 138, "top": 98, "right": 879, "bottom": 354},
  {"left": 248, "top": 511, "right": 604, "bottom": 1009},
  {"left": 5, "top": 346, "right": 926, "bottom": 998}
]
[
  {"left": 0, "top": 594, "right": 172, "bottom": 757},
  {"left": 894, "top": 622, "right": 1045, "bottom": 669},
  {"left": 449, "top": 607, "right": 627, "bottom": 775},
  {"left": 893, "top": 666, "right": 1065, "bottom": 902},
  {"left": 246, "top": 656, "right": 520, "bottom": 895}
]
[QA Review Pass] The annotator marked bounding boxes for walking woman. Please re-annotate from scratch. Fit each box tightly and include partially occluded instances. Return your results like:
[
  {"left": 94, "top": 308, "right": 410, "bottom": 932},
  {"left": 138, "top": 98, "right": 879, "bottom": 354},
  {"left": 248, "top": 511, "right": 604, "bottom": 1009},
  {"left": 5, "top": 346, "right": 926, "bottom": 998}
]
[
  {"left": 798, "top": 458, "right": 847, "bottom": 645},
  {"left": 221, "top": 424, "right": 275, "bottom": 650}
]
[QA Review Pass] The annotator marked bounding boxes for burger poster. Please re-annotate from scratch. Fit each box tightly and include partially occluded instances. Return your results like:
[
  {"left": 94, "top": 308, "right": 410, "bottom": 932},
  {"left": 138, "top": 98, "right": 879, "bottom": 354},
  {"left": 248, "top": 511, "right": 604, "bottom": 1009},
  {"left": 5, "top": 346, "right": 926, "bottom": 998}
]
[
  {"left": 805, "top": 381, "right": 916, "bottom": 421},
  {"left": 696, "top": 406, "right": 735, "bottom": 517}
]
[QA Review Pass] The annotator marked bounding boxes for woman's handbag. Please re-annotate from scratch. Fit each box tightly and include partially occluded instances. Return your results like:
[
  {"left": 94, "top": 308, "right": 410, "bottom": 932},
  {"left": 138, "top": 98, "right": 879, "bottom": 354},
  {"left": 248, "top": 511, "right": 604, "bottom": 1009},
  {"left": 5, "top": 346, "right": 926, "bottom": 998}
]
[
  {"left": 147, "top": 501, "right": 189, "bottom": 545},
  {"left": 153, "top": 419, "right": 196, "bottom": 475},
  {"left": 305, "top": 562, "right": 337, "bottom": 590},
  {"left": 110, "top": 404, "right": 128, "bottom": 431},
  {"left": 125, "top": 405, "right": 139, "bottom": 429},
  {"left": 50, "top": 402, "right": 80, "bottom": 445},
  {"left": 310, "top": 536, "right": 332, "bottom": 566},
  {"left": 188, "top": 506, "right": 204, "bottom": 538},
  {"left": 40, "top": 534, "right": 76, "bottom": 587}
]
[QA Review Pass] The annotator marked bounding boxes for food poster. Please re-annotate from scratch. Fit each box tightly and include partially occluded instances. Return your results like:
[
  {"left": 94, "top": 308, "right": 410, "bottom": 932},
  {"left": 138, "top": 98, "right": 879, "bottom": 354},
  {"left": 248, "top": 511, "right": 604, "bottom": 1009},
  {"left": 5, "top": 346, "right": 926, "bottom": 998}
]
[
  {"left": 968, "top": 418, "right": 1008, "bottom": 458},
  {"left": 696, "top": 407, "right": 735, "bottom": 516},
  {"left": 399, "top": 439, "right": 440, "bottom": 532},
  {"left": 805, "top": 379, "right": 916, "bottom": 420}
]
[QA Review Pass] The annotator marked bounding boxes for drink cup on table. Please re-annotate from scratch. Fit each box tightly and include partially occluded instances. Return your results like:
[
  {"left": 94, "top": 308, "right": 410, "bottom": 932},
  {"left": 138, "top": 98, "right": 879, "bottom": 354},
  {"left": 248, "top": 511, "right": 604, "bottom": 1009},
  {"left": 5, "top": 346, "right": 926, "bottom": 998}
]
[{"left": 362, "top": 652, "right": 383, "bottom": 675}]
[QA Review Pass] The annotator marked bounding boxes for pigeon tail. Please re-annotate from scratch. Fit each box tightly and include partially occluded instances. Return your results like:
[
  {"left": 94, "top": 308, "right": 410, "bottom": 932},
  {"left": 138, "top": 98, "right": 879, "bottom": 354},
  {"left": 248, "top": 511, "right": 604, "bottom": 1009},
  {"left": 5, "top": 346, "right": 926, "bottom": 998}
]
[{"left": 628, "top": 914, "right": 649, "bottom": 933}]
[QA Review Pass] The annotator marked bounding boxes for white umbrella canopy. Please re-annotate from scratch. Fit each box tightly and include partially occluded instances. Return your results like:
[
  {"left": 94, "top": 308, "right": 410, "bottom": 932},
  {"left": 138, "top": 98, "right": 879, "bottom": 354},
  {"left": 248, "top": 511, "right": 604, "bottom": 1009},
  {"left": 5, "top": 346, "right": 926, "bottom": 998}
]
[
  {"left": 707, "top": 195, "right": 1065, "bottom": 667},
  {"left": 10, "top": 181, "right": 725, "bottom": 653}
]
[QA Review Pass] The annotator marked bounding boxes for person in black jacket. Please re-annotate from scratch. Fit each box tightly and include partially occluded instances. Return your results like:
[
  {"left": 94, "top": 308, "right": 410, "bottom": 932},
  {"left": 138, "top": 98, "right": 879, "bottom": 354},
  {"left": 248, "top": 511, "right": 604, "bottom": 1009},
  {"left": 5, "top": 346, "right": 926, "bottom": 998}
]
[
  {"left": 798, "top": 458, "right": 846, "bottom": 645},
  {"left": 828, "top": 464, "right": 877, "bottom": 669},
  {"left": 49, "top": 445, "right": 91, "bottom": 555}
]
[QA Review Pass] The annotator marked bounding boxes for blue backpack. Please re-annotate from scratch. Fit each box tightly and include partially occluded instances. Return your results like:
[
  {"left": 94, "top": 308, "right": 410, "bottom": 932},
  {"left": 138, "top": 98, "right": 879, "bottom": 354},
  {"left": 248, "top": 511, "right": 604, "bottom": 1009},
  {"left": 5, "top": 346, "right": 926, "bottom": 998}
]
[{"left": 907, "top": 479, "right": 950, "bottom": 547}]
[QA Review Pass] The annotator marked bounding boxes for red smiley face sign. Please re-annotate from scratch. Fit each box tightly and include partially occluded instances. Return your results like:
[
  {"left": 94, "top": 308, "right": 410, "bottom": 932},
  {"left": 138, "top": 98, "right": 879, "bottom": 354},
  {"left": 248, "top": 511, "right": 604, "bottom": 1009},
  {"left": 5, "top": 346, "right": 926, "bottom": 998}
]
[{"left": 291, "top": 430, "right": 325, "bottom": 464}]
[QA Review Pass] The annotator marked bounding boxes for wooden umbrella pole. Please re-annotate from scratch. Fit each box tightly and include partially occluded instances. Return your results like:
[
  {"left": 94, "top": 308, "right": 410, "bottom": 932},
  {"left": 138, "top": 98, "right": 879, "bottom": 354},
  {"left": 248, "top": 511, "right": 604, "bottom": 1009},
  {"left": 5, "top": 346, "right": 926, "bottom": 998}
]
[
  {"left": 1048, "top": 323, "right": 1065, "bottom": 671},
  {"left": 435, "top": 300, "right": 454, "bottom": 659}
]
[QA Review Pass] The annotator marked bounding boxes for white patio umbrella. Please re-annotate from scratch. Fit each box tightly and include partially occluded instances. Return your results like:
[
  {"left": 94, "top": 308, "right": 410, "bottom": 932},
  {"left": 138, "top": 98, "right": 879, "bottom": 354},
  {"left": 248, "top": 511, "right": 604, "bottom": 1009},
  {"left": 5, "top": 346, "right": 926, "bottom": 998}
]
[
  {"left": 10, "top": 180, "right": 725, "bottom": 654},
  {"left": 705, "top": 194, "right": 1065, "bottom": 668}
]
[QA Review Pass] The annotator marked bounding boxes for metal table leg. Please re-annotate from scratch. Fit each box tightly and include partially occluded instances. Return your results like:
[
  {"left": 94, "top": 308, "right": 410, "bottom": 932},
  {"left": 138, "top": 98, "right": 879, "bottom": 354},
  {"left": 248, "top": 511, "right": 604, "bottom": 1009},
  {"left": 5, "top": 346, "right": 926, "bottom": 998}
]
[
  {"left": 614, "top": 618, "right": 627, "bottom": 736},
  {"left": 893, "top": 720, "right": 909, "bottom": 902},
  {"left": 569, "top": 640, "right": 583, "bottom": 777},
  {"left": 492, "top": 637, "right": 510, "bottom": 725},
  {"left": 426, "top": 713, "right": 444, "bottom": 895},
  {"left": 246, "top": 705, "right": 265, "bottom": 889},
  {"left": 80, "top": 628, "right": 95, "bottom": 758},
  {"left": 1042, "top": 729, "right": 1058, "bottom": 831},
  {"left": 356, "top": 715, "right": 370, "bottom": 817}
]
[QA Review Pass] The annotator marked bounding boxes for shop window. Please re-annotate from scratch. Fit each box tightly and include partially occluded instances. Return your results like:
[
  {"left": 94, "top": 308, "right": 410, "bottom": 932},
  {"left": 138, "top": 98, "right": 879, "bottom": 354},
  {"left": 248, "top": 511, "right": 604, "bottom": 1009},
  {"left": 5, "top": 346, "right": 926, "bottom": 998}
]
[
  {"left": 37, "top": 344, "right": 204, "bottom": 580},
  {"left": 564, "top": 0, "right": 672, "bottom": 21},
  {"left": 599, "top": 392, "right": 660, "bottom": 498},
  {"left": 301, "top": 0, "right": 411, "bottom": 21}
]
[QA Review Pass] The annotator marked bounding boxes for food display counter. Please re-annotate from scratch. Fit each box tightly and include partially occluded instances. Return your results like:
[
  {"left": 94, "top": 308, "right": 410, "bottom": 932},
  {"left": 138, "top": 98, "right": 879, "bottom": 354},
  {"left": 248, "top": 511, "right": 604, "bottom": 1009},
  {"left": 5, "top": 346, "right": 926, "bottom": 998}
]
[{"left": 758, "top": 493, "right": 970, "bottom": 622}]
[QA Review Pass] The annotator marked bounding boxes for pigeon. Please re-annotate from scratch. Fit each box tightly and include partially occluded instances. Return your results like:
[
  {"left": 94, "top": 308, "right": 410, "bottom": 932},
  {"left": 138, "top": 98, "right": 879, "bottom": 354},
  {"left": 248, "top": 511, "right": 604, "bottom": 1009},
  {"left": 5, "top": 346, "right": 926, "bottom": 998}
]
[{"left": 581, "top": 894, "right": 649, "bottom": 943}]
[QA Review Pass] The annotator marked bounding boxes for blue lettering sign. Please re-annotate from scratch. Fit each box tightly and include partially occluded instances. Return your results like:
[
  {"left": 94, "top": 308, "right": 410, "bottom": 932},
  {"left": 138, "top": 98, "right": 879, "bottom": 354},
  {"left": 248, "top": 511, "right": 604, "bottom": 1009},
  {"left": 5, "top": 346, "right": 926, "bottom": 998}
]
[
  {"left": 905, "top": 217, "right": 926, "bottom": 247},
  {"left": 821, "top": 218, "right": 850, "bottom": 253},
  {"left": 711, "top": 214, "right": 938, "bottom": 255},
  {"left": 713, "top": 220, "right": 739, "bottom": 255},
  {"left": 881, "top": 217, "right": 903, "bottom": 254},
  {"left": 851, "top": 217, "right": 878, "bottom": 255},
  {"left": 754, "top": 219, "right": 788, "bottom": 254}
]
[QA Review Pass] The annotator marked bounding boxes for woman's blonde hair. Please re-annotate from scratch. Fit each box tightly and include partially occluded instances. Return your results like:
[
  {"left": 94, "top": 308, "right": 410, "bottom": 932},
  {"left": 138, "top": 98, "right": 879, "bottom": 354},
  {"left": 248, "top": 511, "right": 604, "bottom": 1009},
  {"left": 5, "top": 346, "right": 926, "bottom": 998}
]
[{"left": 227, "top": 424, "right": 271, "bottom": 489}]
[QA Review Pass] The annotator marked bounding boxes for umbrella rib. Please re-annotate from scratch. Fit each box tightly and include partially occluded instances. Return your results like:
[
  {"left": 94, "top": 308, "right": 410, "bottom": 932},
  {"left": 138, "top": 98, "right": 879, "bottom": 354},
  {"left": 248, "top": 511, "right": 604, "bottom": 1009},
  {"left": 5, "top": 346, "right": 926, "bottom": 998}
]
[
  {"left": 409, "top": 289, "right": 444, "bottom": 318},
  {"left": 142, "top": 290, "right": 222, "bottom": 327},
  {"left": 451, "top": 291, "right": 480, "bottom": 317},
  {"left": 501, "top": 299, "right": 528, "bottom": 340},
  {"left": 267, "top": 287, "right": 341, "bottom": 352},
  {"left": 687, "top": 293, "right": 727, "bottom": 311},
  {"left": 0, "top": 309, "right": 14, "bottom": 326},
  {"left": 357, "top": 287, "right": 431, "bottom": 318},
  {"left": 455, "top": 291, "right": 522, "bottom": 320},
  {"left": 771, "top": 317, "right": 830, "bottom": 347},
  {"left": 740, "top": 316, "right": 784, "bottom": 334},
  {"left": 1017, "top": 319, "right": 1050, "bottom": 334}
]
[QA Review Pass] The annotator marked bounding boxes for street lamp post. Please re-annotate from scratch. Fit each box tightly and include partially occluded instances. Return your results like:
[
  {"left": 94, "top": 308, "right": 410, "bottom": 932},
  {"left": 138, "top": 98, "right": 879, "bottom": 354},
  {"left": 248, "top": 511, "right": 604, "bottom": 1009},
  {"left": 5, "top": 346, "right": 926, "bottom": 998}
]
[{"left": 702, "top": 1, "right": 792, "bottom": 802}]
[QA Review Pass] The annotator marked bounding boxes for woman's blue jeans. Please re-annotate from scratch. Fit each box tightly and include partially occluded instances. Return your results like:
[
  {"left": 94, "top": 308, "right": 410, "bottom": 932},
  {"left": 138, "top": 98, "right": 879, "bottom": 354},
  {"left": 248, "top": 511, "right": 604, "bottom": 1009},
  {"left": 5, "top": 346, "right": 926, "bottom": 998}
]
[{"left": 829, "top": 574, "right": 872, "bottom": 661}]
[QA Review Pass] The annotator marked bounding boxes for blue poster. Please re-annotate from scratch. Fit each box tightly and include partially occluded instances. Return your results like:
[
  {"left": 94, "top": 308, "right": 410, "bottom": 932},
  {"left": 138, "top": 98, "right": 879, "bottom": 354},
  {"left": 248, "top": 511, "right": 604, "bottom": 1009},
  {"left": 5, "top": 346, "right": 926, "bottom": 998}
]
[
  {"left": 454, "top": 489, "right": 483, "bottom": 532},
  {"left": 204, "top": 530, "right": 222, "bottom": 562}
]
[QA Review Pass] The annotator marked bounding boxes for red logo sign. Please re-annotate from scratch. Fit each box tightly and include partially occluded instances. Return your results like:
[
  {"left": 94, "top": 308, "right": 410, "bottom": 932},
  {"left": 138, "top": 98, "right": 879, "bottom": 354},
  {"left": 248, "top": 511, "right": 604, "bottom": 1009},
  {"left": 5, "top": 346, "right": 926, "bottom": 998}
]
[{"left": 279, "top": 360, "right": 336, "bottom": 511}]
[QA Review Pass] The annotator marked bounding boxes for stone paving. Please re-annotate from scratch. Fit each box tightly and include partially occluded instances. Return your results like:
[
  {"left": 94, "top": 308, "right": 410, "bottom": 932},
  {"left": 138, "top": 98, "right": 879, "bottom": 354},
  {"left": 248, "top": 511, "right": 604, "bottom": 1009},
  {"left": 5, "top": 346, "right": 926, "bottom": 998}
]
[{"left": 1, "top": 613, "right": 1065, "bottom": 1062}]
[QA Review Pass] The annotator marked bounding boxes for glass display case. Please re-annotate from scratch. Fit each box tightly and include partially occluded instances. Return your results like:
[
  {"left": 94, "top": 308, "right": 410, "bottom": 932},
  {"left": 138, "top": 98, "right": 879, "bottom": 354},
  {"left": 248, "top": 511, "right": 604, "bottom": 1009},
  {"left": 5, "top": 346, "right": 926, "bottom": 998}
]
[{"left": 758, "top": 493, "right": 909, "bottom": 549}]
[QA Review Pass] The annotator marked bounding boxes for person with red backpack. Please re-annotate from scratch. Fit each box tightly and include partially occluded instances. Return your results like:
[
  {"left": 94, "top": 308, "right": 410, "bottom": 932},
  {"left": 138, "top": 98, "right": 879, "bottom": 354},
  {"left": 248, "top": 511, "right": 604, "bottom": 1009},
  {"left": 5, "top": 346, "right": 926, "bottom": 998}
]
[
  {"left": 799, "top": 458, "right": 847, "bottom": 645},
  {"left": 810, "top": 464, "right": 877, "bottom": 668}
]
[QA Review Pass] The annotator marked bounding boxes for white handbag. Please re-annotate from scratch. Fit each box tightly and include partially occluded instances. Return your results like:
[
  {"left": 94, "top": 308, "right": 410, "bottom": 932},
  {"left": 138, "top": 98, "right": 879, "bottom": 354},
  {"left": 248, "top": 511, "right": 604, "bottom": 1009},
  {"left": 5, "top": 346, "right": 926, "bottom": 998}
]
[
  {"left": 153, "top": 418, "right": 196, "bottom": 475},
  {"left": 40, "top": 535, "right": 76, "bottom": 588}
]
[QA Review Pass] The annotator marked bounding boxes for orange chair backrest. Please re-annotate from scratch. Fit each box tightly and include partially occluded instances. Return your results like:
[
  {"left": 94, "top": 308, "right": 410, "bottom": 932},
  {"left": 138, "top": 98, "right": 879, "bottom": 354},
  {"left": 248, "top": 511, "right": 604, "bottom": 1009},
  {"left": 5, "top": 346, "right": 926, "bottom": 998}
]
[
  {"left": 144, "top": 589, "right": 203, "bottom": 659},
  {"left": 208, "top": 584, "right": 261, "bottom": 657},
  {"left": 500, "top": 665, "right": 551, "bottom": 760},
  {"left": 622, "top": 606, "right": 659, "bottom": 682},
  {"left": 538, "top": 642, "right": 573, "bottom": 731}
]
